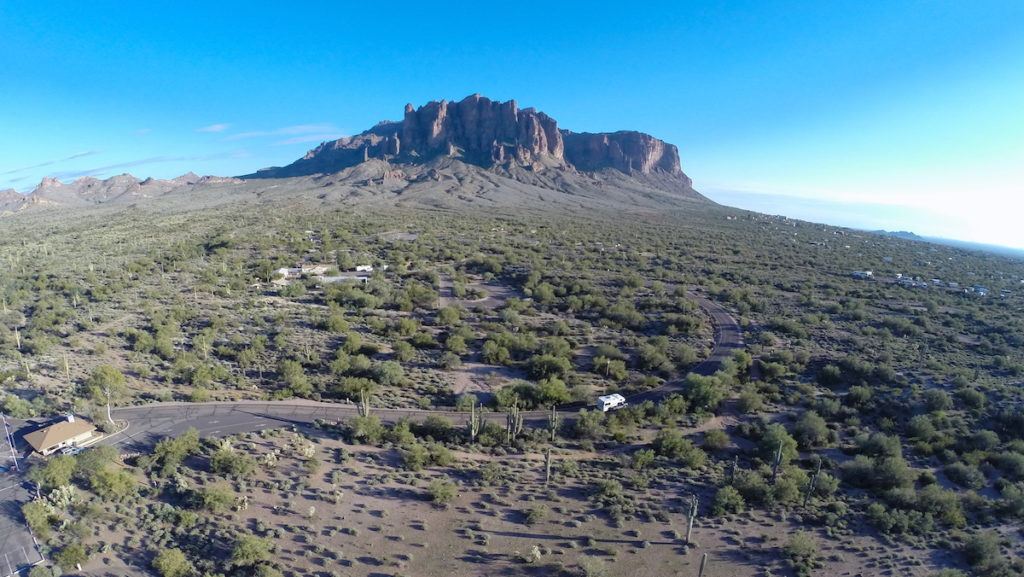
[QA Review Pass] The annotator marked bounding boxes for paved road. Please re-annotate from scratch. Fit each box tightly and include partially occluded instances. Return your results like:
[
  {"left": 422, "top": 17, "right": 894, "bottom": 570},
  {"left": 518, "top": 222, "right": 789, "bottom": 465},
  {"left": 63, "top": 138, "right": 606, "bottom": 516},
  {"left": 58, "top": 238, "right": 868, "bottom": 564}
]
[{"left": 103, "top": 292, "right": 743, "bottom": 448}]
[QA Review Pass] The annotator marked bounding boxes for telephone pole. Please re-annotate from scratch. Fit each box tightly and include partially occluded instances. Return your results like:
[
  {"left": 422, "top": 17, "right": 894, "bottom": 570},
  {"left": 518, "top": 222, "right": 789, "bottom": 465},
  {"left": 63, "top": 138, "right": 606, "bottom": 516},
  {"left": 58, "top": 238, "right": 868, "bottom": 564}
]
[{"left": 1, "top": 413, "right": 20, "bottom": 472}]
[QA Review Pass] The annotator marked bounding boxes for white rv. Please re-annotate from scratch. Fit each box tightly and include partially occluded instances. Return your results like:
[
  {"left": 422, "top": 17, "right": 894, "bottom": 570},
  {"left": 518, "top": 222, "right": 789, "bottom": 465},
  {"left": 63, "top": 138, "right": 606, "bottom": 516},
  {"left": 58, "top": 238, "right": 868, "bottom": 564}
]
[{"left": 596, "top": 394, "right": 627, "bottom": 412}]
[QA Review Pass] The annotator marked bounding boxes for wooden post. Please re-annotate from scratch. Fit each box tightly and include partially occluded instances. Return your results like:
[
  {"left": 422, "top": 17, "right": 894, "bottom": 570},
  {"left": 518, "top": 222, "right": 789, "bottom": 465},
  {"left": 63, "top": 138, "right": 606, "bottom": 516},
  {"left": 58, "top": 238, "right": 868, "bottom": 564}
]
[{"left": 697, "top": 553, "right": 708, "bottom": 577}]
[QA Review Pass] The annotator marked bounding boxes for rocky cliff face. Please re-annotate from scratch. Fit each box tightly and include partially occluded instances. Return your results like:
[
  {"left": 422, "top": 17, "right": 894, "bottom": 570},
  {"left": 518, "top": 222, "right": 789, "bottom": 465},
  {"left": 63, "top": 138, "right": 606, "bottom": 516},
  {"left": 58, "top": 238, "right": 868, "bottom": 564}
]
[
  {"left": 250, "top": 95, "right": 689, "bottom": 183},
  {"left": 562, "top": 131, "right": 683, "bottom": 176},
  {"left": 400, "top": 95, "right": 564, "bottom": 167}
]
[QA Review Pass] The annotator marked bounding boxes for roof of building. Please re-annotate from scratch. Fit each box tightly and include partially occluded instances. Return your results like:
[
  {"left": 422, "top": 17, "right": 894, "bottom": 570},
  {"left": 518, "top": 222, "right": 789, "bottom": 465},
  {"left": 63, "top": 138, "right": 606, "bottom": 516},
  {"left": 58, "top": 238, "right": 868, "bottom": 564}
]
[{"left": 23, "top": 418, "right": 96, "bottom": 453}]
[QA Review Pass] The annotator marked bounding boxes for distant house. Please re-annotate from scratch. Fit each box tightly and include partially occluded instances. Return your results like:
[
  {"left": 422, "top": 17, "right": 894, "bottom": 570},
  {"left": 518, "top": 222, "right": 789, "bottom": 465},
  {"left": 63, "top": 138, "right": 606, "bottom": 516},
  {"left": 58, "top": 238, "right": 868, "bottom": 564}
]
[
  {"left": 301, "top": 264, "right": 330, "bottom": 276},
  {"left": 275, "top": 267, "right": 301, "bottom": 279},
  {"left": 851, "top": 270, "right": 874, "bottom": 280},
  {"left": 355, "top": 264, "right": 374, "bottom": 273},
  {"left": 24, "top": 415, "right": 96, "bottom": 456},
  {"left": 316, "top": 273, "right": 370, "bottom": 285},
  {"left": 970, "top": 285, "right": 990, "bottom": 297}
]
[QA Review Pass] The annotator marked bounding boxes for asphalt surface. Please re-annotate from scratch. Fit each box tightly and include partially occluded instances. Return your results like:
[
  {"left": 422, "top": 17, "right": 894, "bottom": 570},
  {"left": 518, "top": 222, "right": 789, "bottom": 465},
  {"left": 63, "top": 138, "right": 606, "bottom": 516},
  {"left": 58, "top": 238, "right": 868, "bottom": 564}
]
[
  {"left": 0, "top": 475, "right": 42, "bottom": 576},
  {"left": 102, "top": 292, "right": 743, "bottom": 447}
]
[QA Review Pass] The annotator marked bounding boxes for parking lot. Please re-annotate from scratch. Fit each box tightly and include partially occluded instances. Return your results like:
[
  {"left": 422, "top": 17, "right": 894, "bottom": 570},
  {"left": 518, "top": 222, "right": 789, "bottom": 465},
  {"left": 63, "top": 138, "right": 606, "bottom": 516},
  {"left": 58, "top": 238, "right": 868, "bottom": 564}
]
[{"left": 0, "top": 475, "right": 42, "bottom": 576}]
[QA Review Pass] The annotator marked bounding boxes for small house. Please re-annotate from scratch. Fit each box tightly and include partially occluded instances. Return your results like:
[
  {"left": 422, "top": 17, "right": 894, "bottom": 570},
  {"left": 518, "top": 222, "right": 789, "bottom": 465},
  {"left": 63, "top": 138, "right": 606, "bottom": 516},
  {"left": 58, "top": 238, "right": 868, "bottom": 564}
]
[
  {"left": 355, "top": 265, "right": 374, "bottom": 273},
  {"left": 851, "top": 271, "right": 873, "bottom": 280},
  {"left": 23, "top": 415, "right": 97, "bottom": 456}
]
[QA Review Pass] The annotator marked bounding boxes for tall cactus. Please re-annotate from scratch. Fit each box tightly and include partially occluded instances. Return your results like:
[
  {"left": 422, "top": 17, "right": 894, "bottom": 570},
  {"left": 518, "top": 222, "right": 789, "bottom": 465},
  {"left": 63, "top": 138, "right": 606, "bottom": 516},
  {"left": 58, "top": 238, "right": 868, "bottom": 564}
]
[
  {"left": 358, "top": 388, "right": 371, "bottom": 417},
  {"left": 544, "top": 447, "right": 553, "bottom": 486},
  {"left": 469, "top": 400, "right": 481, "bottom": 443},
  {"left": 770, "top": 442, "right": 783, "bottom": 484},
  {"left": 804, "top": 457, "right": 822, "bottom": 507},
  {"left": 506, "top": 403, "right": 523, "bottom": 445},
  {"left": 548, "top": 405, "right": 559, "bottom": 442},
  {"left": 686, "top": 494, "right": 699, "bottom": 545}
]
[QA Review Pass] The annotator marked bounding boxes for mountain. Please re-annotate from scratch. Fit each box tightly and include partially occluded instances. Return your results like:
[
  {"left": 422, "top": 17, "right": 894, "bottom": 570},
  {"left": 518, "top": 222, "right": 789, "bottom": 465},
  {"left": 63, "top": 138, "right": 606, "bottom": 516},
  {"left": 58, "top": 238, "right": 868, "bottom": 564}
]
[
  {"left": 872, "top": 230, "right": 925, "bottom": 241},
  {"left": 3, "top": 95, "right": 706, "bottom": 217},
  {"left": 0, "top": 173, "right": 243, "bottom": 214},
  {"left": 245, "top": 94, "right": 696, "bottom": 195}
]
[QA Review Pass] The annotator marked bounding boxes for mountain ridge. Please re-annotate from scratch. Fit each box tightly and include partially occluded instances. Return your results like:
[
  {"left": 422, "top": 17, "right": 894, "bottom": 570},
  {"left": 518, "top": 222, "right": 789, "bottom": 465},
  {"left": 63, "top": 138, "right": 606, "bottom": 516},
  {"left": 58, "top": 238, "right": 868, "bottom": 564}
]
[
  {"left": 246, "top": 94, "right": 692, "bottom": 187},
  {"left": 3, "top": 94, "right": 704, "bottom": 216}
]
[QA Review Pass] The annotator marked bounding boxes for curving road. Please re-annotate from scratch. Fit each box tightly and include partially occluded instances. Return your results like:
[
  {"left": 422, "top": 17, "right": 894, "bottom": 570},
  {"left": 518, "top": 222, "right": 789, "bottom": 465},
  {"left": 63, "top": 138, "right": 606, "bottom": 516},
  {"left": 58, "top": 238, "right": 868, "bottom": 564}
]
[{"left": 103, "top": 292, "right": 743, "bottom": 450}]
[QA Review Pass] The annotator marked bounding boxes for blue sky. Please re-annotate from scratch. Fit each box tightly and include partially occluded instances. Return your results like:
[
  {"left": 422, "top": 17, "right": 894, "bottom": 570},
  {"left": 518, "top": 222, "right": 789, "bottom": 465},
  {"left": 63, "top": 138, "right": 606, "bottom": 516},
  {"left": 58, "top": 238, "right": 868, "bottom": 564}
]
[{"left": 2, "top": 1, "right": 1022, "bottom": 247}]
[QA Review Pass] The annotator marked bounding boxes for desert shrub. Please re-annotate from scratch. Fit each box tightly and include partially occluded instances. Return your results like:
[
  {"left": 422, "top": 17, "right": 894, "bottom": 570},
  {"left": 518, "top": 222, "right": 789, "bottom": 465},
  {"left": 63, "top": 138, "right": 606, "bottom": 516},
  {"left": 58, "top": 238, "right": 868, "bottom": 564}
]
[
  {"left": 428, "top": 479, "right": 457, "bottom": 506},
  {"left": 793, "top": 411, "right": 829, "bottom": 448},
  {"left": 737, "top": 389, "right": 764, "bottom": 413},
  {"left": 962, "top": 531, "right": 1004, "bottom": 574},
  {"left": 703, "top": 429, "right": 729, "bottom": 451},
  {"left": 923, "top": 389, "right": 953, "bottom": 412},
  {"left": 711, "top": 486, "right": 745, "bottom": 516},
  {"left": 784, "top": 531, "right": 818, "bottom": 577},
  {"left": 759, "top": 423, "right": 799, "bottom": 464},
  {"left": 945, "top": 462, "right": 986, "bottom": 490},
  {"left": 152, "top": 548, "right": 193, "bottom": 577},
  {"left": 653, "top": 429, "right": 707, "bottom": 469},
  {"left": 211, "top": 448, "right": 256, "bottom": 478}
]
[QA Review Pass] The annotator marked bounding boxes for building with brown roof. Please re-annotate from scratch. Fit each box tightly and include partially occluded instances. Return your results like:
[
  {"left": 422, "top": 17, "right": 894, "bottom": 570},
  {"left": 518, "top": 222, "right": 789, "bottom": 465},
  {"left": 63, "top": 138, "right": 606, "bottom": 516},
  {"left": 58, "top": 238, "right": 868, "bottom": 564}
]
[{"left": 23, "top": 416, "right": 97, "bottom": 456}]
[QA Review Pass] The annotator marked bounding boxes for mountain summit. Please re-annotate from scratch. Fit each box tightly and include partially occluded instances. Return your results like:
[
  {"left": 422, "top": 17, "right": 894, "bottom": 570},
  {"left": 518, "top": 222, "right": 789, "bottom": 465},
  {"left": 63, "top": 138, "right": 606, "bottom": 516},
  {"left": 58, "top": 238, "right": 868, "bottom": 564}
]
[{"left": 247, "top": 94, "right": 689, "bottom": 184}]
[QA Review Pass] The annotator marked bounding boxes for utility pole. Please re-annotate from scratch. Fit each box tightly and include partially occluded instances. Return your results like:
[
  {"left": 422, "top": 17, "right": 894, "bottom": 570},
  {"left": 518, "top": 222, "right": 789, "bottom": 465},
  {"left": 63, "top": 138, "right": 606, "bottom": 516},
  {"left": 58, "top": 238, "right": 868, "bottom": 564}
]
[{"left": 1, "top": 413, "right": 20, "bottom": 472}]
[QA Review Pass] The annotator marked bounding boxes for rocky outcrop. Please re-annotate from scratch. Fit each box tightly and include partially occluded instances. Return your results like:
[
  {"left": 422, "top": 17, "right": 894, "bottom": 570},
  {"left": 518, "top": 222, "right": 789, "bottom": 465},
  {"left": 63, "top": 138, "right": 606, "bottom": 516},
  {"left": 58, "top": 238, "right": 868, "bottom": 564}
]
[
  {"left": 400, "top": 94, "right": 564, "bottom": 166},
  {"left": 248, "top": 95, "right": 690, "bottom": 183},
  {"left": 563, "top": 131, "right": 683, "bottom": 176}
]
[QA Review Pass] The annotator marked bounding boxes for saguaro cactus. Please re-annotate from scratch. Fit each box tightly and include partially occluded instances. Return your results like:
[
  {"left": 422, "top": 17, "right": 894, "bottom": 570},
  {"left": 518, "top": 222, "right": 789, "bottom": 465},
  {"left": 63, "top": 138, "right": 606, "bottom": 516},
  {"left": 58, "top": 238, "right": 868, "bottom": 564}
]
[
  {"left": 770, "top": 442, "right": 783, "bottom": 484},
  {"left": 686, "top": 494, "right": 699, "bottom": 545},
  {"left": 544, "top": 447, "right": 553, "bottom": 486},
  {"left": 469, "top": 401, "right": 481, "bottom": 443},
  {"left": 358, "top": 388, "right": 371, "bottom": 417},
  {"left": 548, "top": 405, "right": 559, "bottom": 442},
  {"left": 804, "top": 457, "right": 823, "bottom": 506},
  {"left": 506, "top": 403, "right": 523, "bottom": 445}
]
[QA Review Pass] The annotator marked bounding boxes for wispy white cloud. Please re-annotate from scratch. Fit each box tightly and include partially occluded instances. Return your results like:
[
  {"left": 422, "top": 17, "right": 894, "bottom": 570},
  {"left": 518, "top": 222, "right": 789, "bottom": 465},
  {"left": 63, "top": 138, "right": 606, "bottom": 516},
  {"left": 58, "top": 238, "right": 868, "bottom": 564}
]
[
  {"left": 225, "top": 123, "right": 339, "bottom": 141},
  {"left": 197, "top": 123, "right": 231, "bottom": 133},
  {"left": 274, "top": 133, "right": 345, "bottom": 146},
  {"left": 1, "top": 150, "right": 100, "bottom": 175},
  {"left": 50, "top": 151, "right": 247, "bottom": 180}
]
